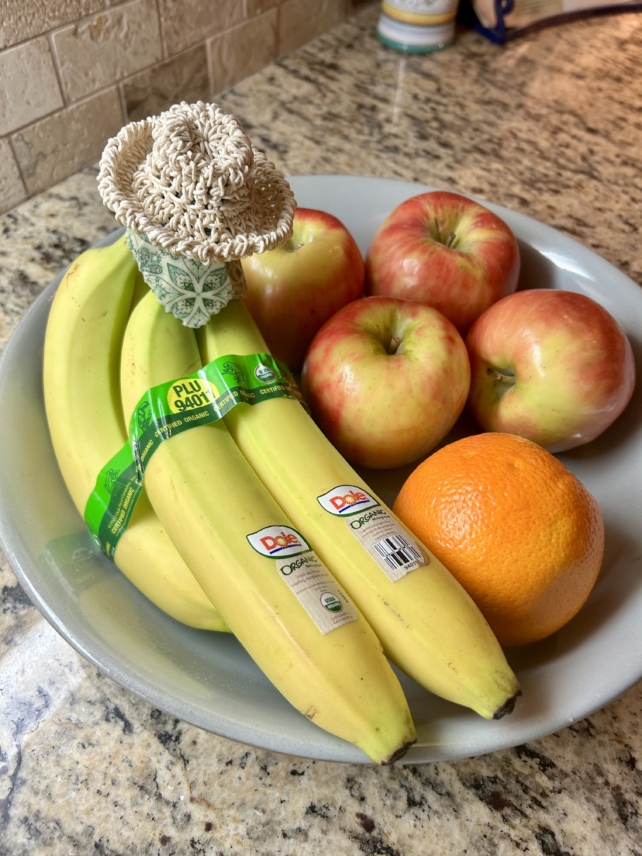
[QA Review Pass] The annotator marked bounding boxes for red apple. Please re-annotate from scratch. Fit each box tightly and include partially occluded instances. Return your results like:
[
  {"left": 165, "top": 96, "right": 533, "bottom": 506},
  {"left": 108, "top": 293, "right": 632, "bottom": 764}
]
[
  {"left": 241, "top": 208, "right": 365, "bottom": 369},
  {"left": 365, "top": 191, "right": 520, "bottom": 334},
  {"left": 466, "top": 289, "right": 636, "bottom": 452},
  {"left": 301, "top": 296, "right": 471, "bottom": 469}
]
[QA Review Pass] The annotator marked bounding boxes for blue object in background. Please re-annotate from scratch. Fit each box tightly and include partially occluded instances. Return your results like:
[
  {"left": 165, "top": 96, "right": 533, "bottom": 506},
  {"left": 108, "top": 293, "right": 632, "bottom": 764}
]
[{"left": 457, "top": 0, "right": 642, "bottom": 43}]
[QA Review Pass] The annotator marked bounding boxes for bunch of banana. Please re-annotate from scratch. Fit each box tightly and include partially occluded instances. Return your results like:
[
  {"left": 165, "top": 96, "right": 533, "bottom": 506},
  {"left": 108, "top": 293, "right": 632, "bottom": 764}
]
[
  {"left": 43, "top": 237, "right": 228, "bottom": 631},
  {"left": 118, "top": 289, "right": 416, "bottom": 764},
  {"left": 198, "top": 300, "right": 521, "bottom": 720},
  {"left": 43, "top": 234, "right": 519, "bottom": 758}
]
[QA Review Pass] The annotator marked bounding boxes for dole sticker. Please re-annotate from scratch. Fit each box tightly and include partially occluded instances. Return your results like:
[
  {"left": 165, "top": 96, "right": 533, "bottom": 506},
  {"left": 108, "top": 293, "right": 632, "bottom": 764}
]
[
  {"left": 317, "top": 485, "right": 379, "bottom": 517},
  {"left": 247, "top": 525, "right": 311, "bottom": 558}
]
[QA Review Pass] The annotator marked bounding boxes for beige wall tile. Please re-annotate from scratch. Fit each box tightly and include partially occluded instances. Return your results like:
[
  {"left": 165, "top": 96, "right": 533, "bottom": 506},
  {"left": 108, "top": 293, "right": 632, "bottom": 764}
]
[
  {"left": 0, "top": 39, "right": 64, "bottom": 136},
  {"left": 209, "top": 9, "right": 278, "bottom": 95},
  {"left": 0, "top": 138, "right": 27, "bottom": 214},
  {"left": 0, "top": 0, "right": 103, "bottom": 51},
  {"left": 53, "top": 0, "right": 162, "bottom": 102},
  {"left": 278, "top": 0, "right": 347, "bottom": 55},
  {"left": 158, "top": 0, "right": 246, "bottom": 57},
  {"left": 11, "top": 88, "right": 123, "bottom": 196},
  {"left": 122, "top": 45, "right": 209, "bottom": 122}
]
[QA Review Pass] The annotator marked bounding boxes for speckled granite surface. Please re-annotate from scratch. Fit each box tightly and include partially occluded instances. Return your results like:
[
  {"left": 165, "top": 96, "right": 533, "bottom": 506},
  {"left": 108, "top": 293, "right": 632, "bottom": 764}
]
[{"left": 2, "top": 6, "right": 642, "bottom": 854}]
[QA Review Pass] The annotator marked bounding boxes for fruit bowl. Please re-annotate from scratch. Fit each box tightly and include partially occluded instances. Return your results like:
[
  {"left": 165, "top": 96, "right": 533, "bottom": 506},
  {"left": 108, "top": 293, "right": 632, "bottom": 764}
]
[{"left": 1, "top": 175, "right": 641, "bottom": 764}]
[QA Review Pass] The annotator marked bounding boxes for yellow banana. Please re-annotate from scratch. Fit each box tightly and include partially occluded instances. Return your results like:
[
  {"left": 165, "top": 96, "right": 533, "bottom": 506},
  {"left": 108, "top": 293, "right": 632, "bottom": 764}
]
[
  {"left": 198, "top": 300, "right": 521, "bottom": 719},
  {"left": 119, "top": 290, "right": 416, "bottom": 764},
  {"left": 43, "top": 237, "right": 228, "bottom": 631}
]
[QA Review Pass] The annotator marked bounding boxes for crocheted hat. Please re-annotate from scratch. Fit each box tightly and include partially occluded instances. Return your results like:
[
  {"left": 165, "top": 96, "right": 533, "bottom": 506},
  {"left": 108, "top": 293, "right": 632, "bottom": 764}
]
[{"left": 97, "top": 101, "right": 296, "bottom": 264}]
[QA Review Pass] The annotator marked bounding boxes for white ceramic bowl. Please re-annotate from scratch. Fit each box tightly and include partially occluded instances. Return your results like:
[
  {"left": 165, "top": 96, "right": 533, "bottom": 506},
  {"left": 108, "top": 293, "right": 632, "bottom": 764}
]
[{"left": 1, "top": 176, "right": 641, "bottom": 764}]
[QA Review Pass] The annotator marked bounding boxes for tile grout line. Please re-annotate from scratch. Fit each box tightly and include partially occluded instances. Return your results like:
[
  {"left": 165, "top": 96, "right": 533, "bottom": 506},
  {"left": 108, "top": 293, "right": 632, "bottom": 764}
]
[
  {"left": 117, "top": 82, "right": 130, "bottom": 125},
  {"left": 154, "top": 0, "right": 167, "bottom": 60},
  {"left": 46, "top": 31, "right": 70, "bottom": 109},
  {"left": 5, "top": 137, "right": 29, "bottom": 199}
]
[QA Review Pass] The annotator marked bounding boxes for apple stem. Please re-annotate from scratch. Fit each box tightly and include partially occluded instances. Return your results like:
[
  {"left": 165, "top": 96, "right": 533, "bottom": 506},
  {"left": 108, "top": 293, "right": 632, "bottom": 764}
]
[
  {"left": 445, "top": 231, "right": 458, "bottom": 249},
  {"left": 387, "top": 335, "right": 402, "bottom": 355}
]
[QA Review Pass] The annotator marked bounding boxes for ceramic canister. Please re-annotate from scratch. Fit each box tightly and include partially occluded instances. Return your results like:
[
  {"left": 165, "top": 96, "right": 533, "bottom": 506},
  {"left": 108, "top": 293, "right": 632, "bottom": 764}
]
[{"left": 376, "top": 0, "right": 459, "bottom": 52}]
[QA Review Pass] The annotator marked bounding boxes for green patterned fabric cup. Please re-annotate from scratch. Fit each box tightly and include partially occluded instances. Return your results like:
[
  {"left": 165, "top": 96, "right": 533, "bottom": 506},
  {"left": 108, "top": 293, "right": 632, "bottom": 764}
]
[{"left": 127, "top": 230, "right": 247, "bottom": 328}]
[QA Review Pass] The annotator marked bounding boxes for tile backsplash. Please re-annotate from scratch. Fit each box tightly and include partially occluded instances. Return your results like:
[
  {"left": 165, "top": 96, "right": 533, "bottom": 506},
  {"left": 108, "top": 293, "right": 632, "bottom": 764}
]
[{"left": 0, "top": 0, "right": 372, "bottom": 214}]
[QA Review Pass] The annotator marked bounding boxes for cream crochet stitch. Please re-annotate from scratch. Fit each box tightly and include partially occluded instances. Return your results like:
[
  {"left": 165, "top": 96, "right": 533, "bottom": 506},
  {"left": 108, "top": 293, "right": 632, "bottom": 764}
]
[{"left": 97, "top": 101, "right": 296, "bottom": 263}]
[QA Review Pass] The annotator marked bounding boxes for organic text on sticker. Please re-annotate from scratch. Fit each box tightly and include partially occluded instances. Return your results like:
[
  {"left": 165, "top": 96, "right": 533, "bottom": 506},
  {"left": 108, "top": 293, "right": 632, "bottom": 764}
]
[{"left": 275, "top": 552, "right": 358, "bottom": 634}]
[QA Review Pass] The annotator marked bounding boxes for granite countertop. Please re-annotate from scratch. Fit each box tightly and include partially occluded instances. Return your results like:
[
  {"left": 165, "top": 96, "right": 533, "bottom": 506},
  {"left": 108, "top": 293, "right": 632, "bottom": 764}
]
[{"left": 2, "top": 6, "right": 642, "bottom": 854}]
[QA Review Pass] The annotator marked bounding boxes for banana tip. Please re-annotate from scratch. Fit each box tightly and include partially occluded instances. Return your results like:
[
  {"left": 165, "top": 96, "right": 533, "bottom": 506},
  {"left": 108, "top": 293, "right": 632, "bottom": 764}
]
[
  {"left": 492, "top": 690, "right": 522, "bottom": 720},
  {"left": 381, "top": 738, "right": 416, "bottom": 765}
]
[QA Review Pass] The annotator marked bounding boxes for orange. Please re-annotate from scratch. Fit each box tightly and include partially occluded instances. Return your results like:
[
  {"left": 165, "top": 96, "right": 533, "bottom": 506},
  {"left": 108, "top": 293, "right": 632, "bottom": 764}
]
[{"left": 393, "top": 433, "right": 604, "bottom": 647}]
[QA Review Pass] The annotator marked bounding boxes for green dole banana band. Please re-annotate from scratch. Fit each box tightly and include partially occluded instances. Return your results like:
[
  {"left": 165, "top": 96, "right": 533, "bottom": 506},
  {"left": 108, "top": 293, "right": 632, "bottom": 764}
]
[{"left": 84, "top": 352, "right": 294, "bottom": 557}]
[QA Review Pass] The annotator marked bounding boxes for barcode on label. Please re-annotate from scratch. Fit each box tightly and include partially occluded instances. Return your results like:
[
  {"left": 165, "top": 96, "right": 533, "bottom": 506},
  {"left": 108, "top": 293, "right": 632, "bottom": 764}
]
[{"left": 373, "top": 534, "right": 422, "bottom": 571}]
